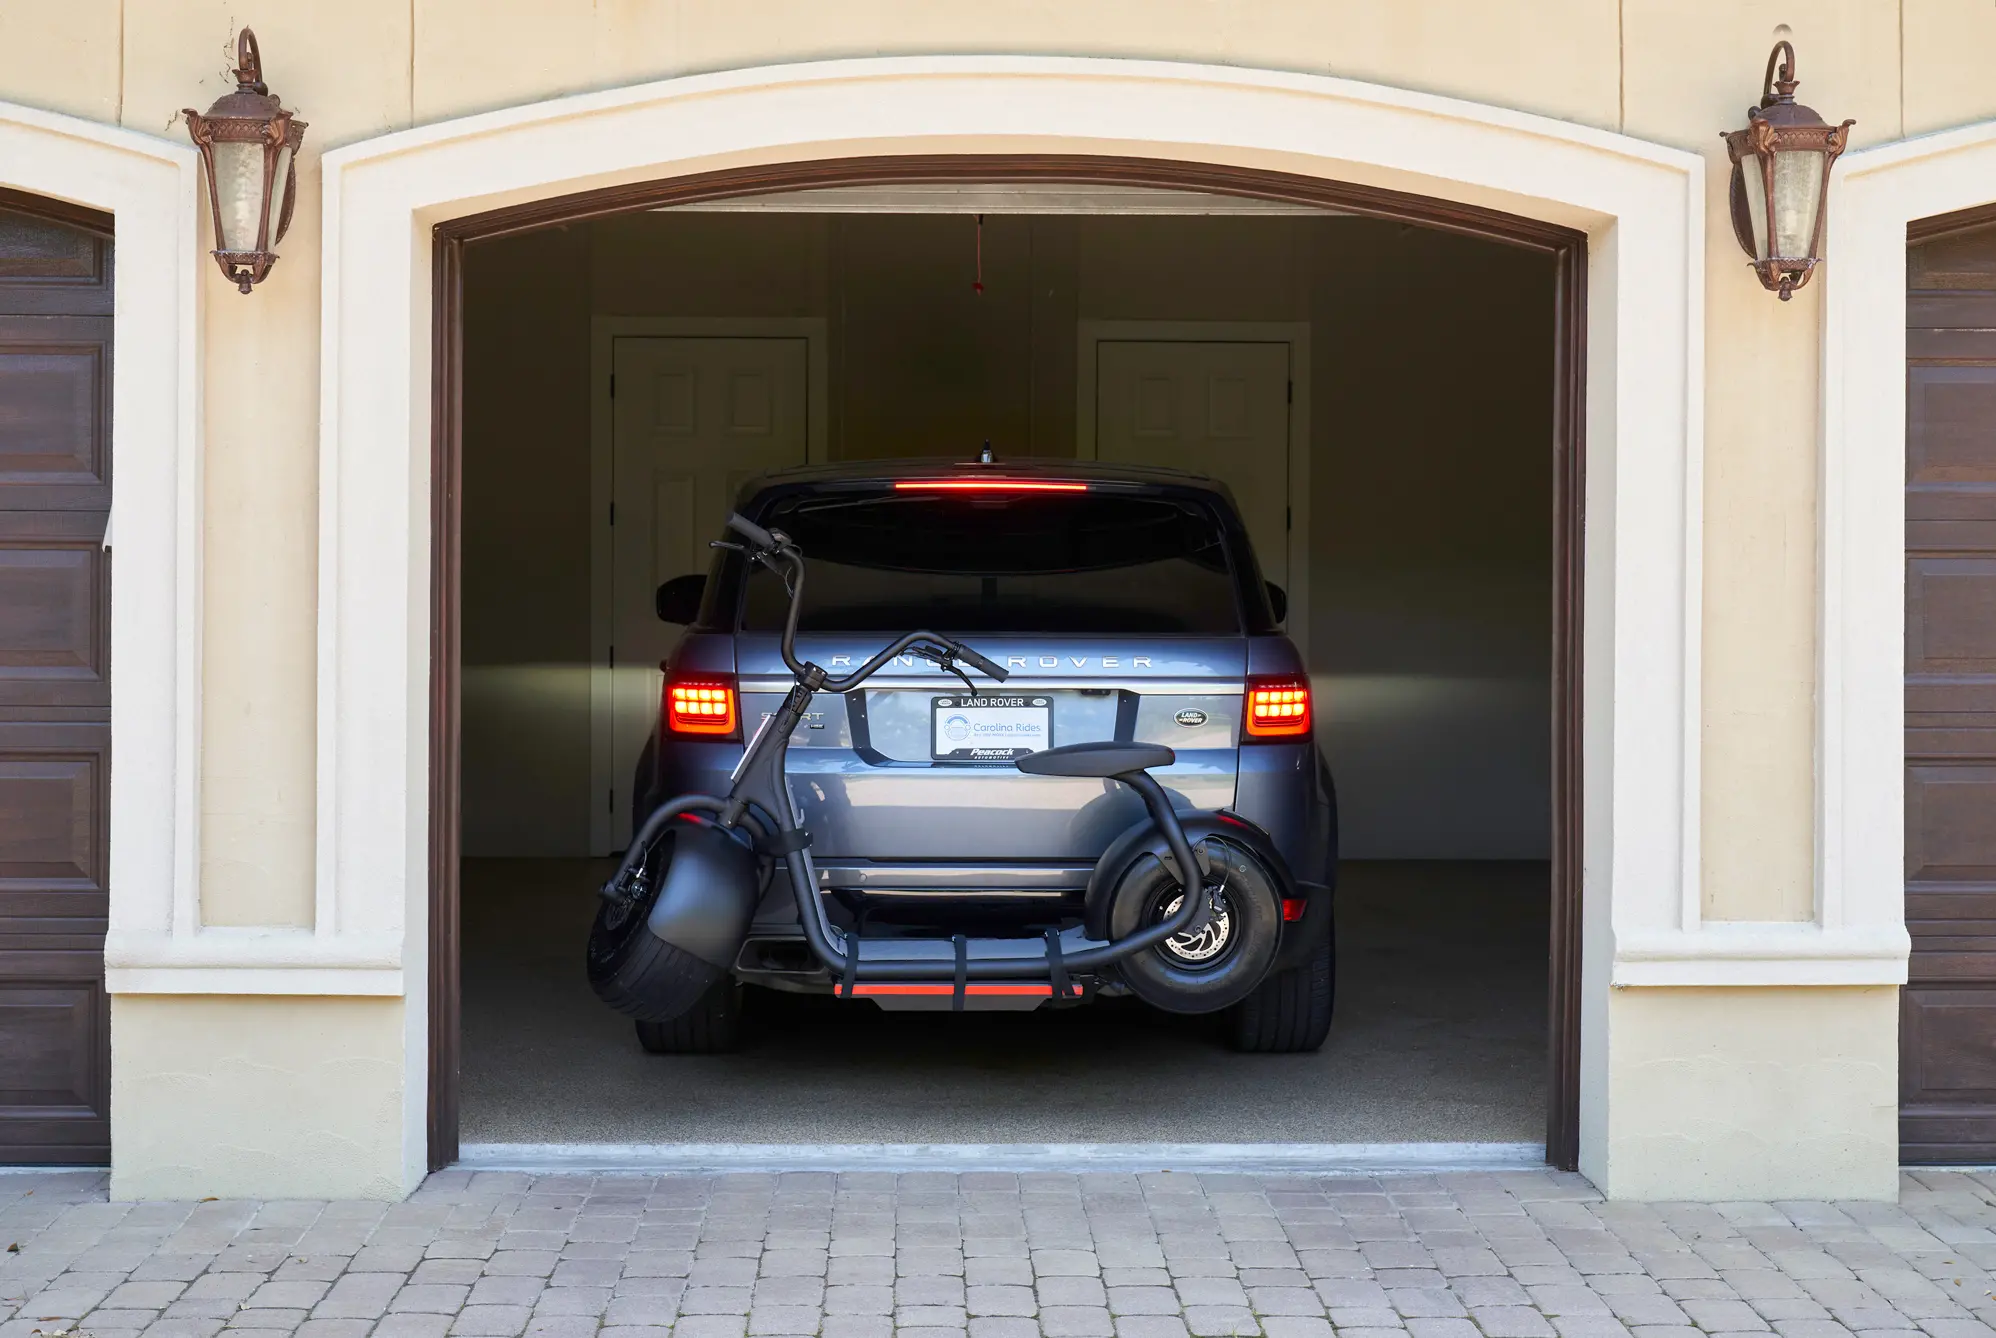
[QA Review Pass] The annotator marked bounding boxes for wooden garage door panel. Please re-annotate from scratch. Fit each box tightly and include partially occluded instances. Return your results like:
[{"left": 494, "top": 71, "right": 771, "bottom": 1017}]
[
  {"left": 0, "top": 344, "right": 105, "bottom": 486},
  {"left": 1905, "top": 217, "right": 1996, "bottom": 1161},
  {"left": 0, "top": 977, "right": 108, "bottom": 1160},
  {"left": 1910, "top": 366, "right": 1996, "bottom": 482},
  {"left": 0, "top": 197, "right": 110, "bottom": 1164},
  {"left": 1906, "top": 765, "right": 1996, "bottom": 882},
  {"left": 1904, "top": 988, "right": 1996, "bottom": 1093},
  {"left": 0, "top": 543, "right": 105, "bottom": 698},
  {"left": 1908, "top": 559, "right": 1996, "bottom": 669}
]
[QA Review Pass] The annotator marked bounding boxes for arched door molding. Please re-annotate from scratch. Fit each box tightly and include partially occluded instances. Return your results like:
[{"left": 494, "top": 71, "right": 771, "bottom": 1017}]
[
  {"left": 295, "top": 55, "right": 1726, "bottom": 1191},
  {"left": 0, "top": 102, "right": 203, "bottom": 1010}
]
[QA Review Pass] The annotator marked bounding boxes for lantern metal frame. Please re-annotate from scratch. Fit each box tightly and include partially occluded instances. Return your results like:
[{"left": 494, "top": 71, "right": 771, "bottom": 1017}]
[
  {"left": 1720, "top": 40, "right": 1853, "bottom": 300},
  {"left": 183, "top": 29, "right": 307, "bottom": 294}
]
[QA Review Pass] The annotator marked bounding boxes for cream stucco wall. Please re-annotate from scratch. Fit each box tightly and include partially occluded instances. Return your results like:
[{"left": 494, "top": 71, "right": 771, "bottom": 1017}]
[
  {"left": 109, "top": 996, "right": 410, "bottom": 1200},
  {"left": 0, "top": 0, "right": 1966, "bottom": 1198},
  {"left": 1599, "top": 987, "right": 1901, "bottom": 1200}
]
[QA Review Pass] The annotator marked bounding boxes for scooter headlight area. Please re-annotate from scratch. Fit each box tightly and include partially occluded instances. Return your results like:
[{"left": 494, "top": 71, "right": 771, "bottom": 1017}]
[{"left": 586, "top": 505, "right": 1304, "bottom": 1035}]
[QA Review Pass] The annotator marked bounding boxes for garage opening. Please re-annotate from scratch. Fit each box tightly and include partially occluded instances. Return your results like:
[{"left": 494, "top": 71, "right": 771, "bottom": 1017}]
[{"left": 438, "top": 168, "right": 1577, "bottom": 1165}]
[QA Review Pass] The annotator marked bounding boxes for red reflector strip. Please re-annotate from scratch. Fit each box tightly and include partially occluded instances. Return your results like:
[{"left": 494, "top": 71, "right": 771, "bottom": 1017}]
[
  {"left": 1282, "top": 898, "right": 1307, "bottom": 922},
  {"left": 892, "top": 480, "right": 1088, "bottom": 493},
  {"left": 850, "top": 983, "right": 1054, "bottom": 996}
]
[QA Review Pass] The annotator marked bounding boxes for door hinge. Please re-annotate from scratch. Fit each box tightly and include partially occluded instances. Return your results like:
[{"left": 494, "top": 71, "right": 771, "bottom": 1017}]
[
  {"left": 1286, "top": 505, "right": 1293, "bottom": 531},
  {"left": 608, "top": 645, "right": 615, "bottom": 669},
  {"left": 609, "top": 501, "right": 616, "bottom": 525}
]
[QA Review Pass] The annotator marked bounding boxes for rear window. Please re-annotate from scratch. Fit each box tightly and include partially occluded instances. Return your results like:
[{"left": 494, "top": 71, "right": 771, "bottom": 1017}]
[{"left": 740, "top": 490, "right": 1242, "bottom": 634}]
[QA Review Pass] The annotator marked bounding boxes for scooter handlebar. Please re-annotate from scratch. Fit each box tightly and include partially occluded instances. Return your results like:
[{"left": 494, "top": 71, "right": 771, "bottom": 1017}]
[
  {"left": 724, "top": 511, "right": 778, "bottom": 551},
  {"left": 950, "top": 642, "right": 1010, "bottom": 683}
]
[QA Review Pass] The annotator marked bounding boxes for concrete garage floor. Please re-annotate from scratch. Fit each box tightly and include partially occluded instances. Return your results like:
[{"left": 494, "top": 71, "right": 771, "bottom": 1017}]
[{"left": 459, "top": 860, "right": 1547, "bottom": 1147}]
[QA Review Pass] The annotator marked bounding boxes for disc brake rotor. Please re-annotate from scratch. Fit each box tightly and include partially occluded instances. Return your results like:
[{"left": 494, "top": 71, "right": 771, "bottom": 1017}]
[{"left": 1157, "top": 891, "right": 1233, "bottom": 964}]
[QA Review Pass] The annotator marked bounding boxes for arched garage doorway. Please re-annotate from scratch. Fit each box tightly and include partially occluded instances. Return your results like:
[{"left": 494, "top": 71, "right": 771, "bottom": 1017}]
[
  {"left": 311, "top": 57, "right": 1707, "bottom": 1192},
  {"left": 423, "top": 155, "right": 1587, "bottom": 1168}
]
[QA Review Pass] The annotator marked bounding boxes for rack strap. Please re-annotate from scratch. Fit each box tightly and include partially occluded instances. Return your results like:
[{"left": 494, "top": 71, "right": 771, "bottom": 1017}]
[
  {"left": 763, "top": 827, "right": 813, "bottom": 855},
  {"left": 1046, "top": 929, "right": 1071, "bottom": 1000},
  {"left": 839, "top": 935, "right": 859, "bottom": 998},
  {"left": 952, "top": 935, "right": 968, "bottom": 1011}
]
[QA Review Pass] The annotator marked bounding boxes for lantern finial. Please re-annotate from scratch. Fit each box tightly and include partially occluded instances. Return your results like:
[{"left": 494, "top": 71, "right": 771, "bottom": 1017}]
[{"left": 232, "top": 28, "right": 268, "bottom": 97}]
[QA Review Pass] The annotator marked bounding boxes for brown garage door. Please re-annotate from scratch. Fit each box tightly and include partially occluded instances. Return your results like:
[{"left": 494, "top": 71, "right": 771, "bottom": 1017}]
[
  {"left": 1903, "top": 212, "right": 1996, "bottom": 1161},
  {"left": 0, "top": 190, "right": 112, "bottom": 1165}
]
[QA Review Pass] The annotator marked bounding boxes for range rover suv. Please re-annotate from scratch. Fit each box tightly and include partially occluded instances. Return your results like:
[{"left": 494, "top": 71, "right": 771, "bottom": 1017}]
[{"left": 630, "top": 459, "right": 1337, "bottom": 1052}]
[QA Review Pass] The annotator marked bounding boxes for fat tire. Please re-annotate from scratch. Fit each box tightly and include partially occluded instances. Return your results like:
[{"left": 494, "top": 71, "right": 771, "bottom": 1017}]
[
  {"left": 634, "top": 977, "right": 744, "bottom": 1054},
  {"left": 1227, "top": 923, "right": 1335, "bottom": 1053},
  {"left": 585, "top": 826, "right": 727, "bottom": 1022},
  {"left": 1108, "top": 837, "right": 1284, "bottom": 1014}
]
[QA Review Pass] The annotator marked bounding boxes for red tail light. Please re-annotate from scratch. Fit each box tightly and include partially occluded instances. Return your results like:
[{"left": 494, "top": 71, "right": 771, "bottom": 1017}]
[
  {"left": 1245, "top": 675, "right": 1312, "bottom": 740},
  {"left": 665, "top": 675, "right": 739, "bottom": 737}
]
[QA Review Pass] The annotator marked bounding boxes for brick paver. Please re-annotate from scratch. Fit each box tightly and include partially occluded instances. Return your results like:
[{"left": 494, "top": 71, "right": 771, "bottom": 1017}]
[{"left": 3, "top": 1169, "right": 1995, "bottom": 1338}]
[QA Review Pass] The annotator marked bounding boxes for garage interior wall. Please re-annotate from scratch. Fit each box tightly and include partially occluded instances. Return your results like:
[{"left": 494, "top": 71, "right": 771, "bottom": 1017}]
[{"left": 460, "top": 213, "right": 1555, "bottom": 860}]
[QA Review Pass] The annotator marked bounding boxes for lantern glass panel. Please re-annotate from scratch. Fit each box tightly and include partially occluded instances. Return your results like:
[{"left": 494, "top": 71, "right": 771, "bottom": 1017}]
[
  {"left": 1741, "top": 156, "right": 1771, "bottom": 260},
  {"left": 211, "top": 139, "right": 265, "bottom": 253},
  {"left": 1770, "top": 148, "right": 1824, "bottom": 259},
  {"left": 263, "top": 142, "right": 293, "bottom": 246}
]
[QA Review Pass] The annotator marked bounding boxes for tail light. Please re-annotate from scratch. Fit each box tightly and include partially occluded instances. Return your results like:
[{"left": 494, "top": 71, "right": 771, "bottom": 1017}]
[
  {"left": 665, "top": 674, "right": 739, "bottom": 738},
  {"left": 1244, "top": 675, "right": 1312, "bottom": 740}
]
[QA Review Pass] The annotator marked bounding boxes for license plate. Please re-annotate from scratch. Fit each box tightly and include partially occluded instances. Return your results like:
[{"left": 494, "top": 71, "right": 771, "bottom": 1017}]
[{"left": 931, "top": 695, "right": 1052, "bottom": 761}]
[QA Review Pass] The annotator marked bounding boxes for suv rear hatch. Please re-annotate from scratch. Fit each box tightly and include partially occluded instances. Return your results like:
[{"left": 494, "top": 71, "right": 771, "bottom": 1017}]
[{"left": 730, "top": 482, "right": 1254, "bottom": 863}]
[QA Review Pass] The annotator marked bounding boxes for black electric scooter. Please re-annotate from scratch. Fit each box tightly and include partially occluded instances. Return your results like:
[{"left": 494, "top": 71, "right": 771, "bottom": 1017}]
[{"left": 587, "top": 512, "right": 1291, "bottom": 1020}]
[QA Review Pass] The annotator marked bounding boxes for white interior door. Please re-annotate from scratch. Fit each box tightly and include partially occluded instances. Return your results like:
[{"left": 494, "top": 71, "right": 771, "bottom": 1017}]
[
  {"left": 608, "top": 336, "right": 809, "bottom": 844},
  {"left": 1093, "top": 340, "right": 1292, "bottom": 589}
]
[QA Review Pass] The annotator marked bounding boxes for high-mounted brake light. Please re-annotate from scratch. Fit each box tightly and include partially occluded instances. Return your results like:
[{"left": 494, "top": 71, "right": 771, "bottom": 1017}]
[
  {"left": 893, "top": 479, "right": 1089, "bottom": 493},
  {"left": 1244, "top": 675, "right": 1312, "bottom": 739},
  {"left": 665, "top": 675, "right": 739, "bottom": 737}
]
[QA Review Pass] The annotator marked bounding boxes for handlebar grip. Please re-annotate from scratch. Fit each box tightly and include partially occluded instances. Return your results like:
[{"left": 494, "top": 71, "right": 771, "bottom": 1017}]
[
  {"left": 725, "top": 512, "right": 777, "bottom": 550},
  {"left": 953, "top": 643, "right": 1010, "bottom": 682}
]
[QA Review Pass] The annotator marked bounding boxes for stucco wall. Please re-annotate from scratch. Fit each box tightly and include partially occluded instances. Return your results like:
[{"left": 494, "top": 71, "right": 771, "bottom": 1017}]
[
  {"left": 109, "top": 996, "right": 411, "bottom": 1200},
  {"left": 0, "top": 0, "right": 1963, "bottom": 1197}
]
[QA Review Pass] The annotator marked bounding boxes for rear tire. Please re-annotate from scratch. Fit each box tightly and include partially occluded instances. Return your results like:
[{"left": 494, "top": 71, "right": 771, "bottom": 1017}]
[
  {"left": 1108, "top": 837, "right": 1283, "bottom": 1014},
  {"left": 1227, "top": 923, "right": 1334, "bottom": 1053},
  {"left": 634, "top": 977, "right": 744, "bottom": 1054},
  {"left": 586, "top": 825, "right": 728, "bottom": 1022}
]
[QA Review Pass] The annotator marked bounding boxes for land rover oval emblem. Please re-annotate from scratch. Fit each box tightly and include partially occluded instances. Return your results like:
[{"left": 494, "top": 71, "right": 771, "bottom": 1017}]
[{"left": 1175, "top": 708, "right": 1208, "bottom": 728}]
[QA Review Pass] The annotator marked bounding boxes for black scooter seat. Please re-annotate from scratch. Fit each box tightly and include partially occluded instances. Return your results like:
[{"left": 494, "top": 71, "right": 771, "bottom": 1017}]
[{"left": 1014, "top": 741, "right": 1174, "bottom": 778}]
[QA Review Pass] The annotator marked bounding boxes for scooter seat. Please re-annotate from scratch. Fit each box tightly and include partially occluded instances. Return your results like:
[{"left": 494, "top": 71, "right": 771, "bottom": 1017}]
[{"left": 1014, "top": 741, "right": 1175, "bottom": 778}]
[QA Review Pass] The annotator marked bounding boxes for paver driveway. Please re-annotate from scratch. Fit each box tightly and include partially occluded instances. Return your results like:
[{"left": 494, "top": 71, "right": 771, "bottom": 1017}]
[{"left": 4, "top": 1168, "right": 1995, "bottom": 1338}]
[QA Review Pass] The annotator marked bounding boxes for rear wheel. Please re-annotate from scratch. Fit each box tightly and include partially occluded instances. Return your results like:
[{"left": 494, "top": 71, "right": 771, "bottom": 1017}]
[
  {"left": 634, "top": 976, "right": 744, "bottom": 1054},
  {"left": 1108, "top": 837, "right": 1283, "bottom": 1014},
  {"left": 586, "top": 824, "right": 728, "bottom": 1022},
  {"left": 1226, "top": 921, "right": 1335, "bottom": 1053}
]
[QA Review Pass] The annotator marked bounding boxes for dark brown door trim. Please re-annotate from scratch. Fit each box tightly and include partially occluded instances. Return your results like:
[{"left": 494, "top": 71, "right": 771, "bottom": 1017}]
[{"left": 425, "top": 154, "right": 1589, "bottom": 1172}]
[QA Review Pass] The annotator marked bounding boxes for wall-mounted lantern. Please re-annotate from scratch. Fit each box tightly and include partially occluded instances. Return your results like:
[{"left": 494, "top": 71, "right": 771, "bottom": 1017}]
[
  {"left": 1721, "top": 41, "right": 1852, "bottom": 300},
  {"left": 183, "top": 29, "right": 307, "bottom": 294}
]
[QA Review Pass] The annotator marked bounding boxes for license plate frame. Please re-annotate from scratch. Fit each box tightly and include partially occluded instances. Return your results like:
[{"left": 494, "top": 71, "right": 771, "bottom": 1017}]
[{"left": 930, "top": 694, "right": 1053, "bottom": 762}]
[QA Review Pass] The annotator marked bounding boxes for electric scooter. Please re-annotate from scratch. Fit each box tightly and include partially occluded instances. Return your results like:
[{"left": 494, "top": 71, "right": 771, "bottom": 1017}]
[{"left": 588, "top": 512, "right": 1294, "bottom": 1019}]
